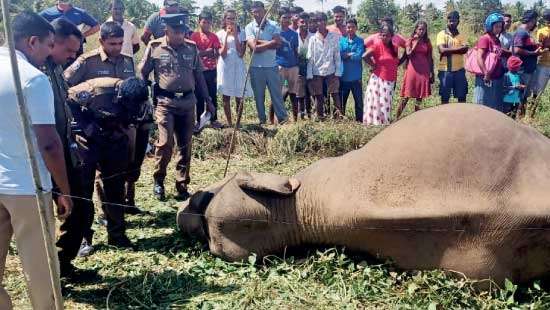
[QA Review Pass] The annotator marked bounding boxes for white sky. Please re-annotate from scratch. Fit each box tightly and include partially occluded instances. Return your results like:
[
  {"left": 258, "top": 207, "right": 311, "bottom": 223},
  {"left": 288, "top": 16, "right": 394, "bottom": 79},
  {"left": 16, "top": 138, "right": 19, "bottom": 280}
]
[{"left": 149, "top": 0, "right": 540, "bottom": 12}]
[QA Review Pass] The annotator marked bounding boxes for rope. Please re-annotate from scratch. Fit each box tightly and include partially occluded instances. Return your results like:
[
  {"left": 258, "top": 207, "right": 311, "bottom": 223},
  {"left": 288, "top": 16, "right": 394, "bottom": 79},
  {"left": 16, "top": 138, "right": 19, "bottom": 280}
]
[
  {"left": 223, "top": 0, "right": 279, "bottom": 178},
  {"left": 49, "top": 190, "right": 550, "bottom": 233}
]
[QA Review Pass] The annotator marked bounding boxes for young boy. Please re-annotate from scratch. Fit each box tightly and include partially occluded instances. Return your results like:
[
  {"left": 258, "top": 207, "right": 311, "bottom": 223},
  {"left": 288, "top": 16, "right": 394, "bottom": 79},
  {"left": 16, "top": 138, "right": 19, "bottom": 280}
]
[
  {"left": 190, "top": 12, "right": 222, "bottom": 128},
  {"left": 504, "top": 56, "right": 525, "bottom": 117},
  {"left": 297, "top": 12, "right": 313, "bottom": 119},
  {"left": 306, "top": 12, "right": 342, "bottom": 119},
  {"left": 276, "top": 7, "right": 300, "bottom": 121}
]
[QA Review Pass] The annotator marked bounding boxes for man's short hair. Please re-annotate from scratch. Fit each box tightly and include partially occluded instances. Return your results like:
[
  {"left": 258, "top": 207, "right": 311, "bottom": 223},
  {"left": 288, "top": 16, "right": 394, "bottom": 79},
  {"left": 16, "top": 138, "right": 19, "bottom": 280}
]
[
  {"left": 51, "top": 18, "right": 83, "bottom": 41},
  {"left": 12, "top": 11, "right": 55, "bottom": 42},
  {"left": 314, "top": 12, "right": 328, "bottom": 22},
  {"left": 199, "top": 11, "right": 213, "bottom": 22},
  {"left": 110, "top": 0, "right": 124, "bottom": 10},
  {"left": 447, "top": 11, "right": 460, "bottom": 20},
  {"left": 503, "top": 13, "right": 512, "bottom": 19},
  {"left": 100, "top": 21, "right": 124, "bottom": 40},
  {"left": 278, "top": 7, "right": 290, "bottom": 17},
  {"left": 522, "top": 10, "right": 538, "bottom": 24},
  {"left": 298, "top": 12, "right": 310, "bottom": 20},
  {"left": 251, "top": 1, "right": 264, "bottom": 10},
  {"left": 332, "top": 6, "right": 346, "bottom": 14},
  {"left": 289, "top": 6, "right": 304, "bottom": 14},
  {"left": 346, "top": 18, "right": 358, "bottom": 27}
]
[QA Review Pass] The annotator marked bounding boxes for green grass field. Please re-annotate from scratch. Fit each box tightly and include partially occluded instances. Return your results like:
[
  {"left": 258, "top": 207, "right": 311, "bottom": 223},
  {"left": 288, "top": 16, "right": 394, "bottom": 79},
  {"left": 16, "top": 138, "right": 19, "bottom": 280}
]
[{"left": 3, "top": 30, "right": 550, "bottom": 309}]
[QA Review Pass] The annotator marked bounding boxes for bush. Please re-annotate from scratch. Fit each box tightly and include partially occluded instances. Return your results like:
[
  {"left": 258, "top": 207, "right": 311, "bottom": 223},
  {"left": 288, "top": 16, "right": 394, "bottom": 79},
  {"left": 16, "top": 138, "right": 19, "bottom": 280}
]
[{"left": 192, "top": 122, "right": 383, "bottom": 161}]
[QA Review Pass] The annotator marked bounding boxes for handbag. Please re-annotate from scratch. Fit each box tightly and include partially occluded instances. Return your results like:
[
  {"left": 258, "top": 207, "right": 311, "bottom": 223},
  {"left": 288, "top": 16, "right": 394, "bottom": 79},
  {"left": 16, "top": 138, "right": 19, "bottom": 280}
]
[{"left": 465, "top": 39, "right": 501, "bottom": 76}]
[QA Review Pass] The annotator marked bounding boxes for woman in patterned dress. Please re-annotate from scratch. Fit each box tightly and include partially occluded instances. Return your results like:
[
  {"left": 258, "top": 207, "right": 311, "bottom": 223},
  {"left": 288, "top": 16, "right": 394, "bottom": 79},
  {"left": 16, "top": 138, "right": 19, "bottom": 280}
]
[{"left": 362, "top": 25, "right": 400, "bottom": 126}]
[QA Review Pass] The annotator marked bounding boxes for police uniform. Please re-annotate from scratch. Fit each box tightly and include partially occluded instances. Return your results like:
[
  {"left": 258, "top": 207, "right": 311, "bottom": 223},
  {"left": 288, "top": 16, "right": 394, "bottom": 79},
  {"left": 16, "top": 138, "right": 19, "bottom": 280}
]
[
  {"left": 64, "top": 49, "right": 136, "bottom": 246},
  {"left": 138, "top": 14, "right": 203, "bottom": 200},
  {"left": 66, "top": 77, "right": 138, "bottom": 246}
]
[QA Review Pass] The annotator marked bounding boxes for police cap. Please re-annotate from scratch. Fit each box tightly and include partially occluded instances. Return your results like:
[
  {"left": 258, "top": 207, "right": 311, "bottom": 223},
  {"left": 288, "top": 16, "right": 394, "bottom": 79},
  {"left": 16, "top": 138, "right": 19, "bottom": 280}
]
[{"left": 162, "top": 14, "right": 189, "bottom": 31}]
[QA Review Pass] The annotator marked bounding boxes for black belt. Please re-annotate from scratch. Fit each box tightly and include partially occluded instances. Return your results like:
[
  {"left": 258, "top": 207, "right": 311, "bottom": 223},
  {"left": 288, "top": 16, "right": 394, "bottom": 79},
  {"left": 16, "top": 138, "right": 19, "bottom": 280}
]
[{"left": 155, "top": 87, "right": 193, "bottom": 99}]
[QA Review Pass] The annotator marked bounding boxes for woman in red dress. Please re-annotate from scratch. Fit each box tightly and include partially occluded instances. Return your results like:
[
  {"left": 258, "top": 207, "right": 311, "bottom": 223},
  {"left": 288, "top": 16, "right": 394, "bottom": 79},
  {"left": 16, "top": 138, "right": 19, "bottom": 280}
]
[{"left": 396, "top": 21, "right": 434, "bottom": 120}]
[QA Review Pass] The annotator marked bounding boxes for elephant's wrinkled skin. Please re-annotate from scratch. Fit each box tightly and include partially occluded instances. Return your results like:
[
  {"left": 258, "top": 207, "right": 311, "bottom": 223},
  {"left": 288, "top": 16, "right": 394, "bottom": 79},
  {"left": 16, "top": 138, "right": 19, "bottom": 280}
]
[{"left": 178, "top": 104, "right": 550, "bottom": 284}]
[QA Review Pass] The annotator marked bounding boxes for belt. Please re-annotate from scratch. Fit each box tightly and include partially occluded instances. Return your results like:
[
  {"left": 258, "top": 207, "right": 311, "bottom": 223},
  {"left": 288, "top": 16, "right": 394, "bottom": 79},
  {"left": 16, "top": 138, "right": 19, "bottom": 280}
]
[{"left": 155, "top": 87, "right": 193, "bottom": 99}]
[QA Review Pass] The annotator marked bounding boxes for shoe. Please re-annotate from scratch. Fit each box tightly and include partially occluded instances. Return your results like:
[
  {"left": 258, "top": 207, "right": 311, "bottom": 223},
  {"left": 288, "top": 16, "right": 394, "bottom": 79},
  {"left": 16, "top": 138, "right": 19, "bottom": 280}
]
[
  {"left": 278, "top": 118, "right": 289, "bottom": 125},
  {"left": 153, "top": 182, "right": 166, "bottom": 201},
  {"left": 210, "top": 120, "right": 224, "bottom": 129},
  {"left": 97, "top": 214, "right": 108, "bottom": 227},
  {"left": 60, "top": 263, "right": 99, "bottom": 283},
  {"left": 175, "top": 188, "right": 191, "bottom": 201},
  {"left": 125, "top": 205, "right": 145, "bottom": 215},
  {"left": 77, "top": 240, "right": 94, "bottom": 257},
  {"left": 107, "top": 235, "right": 134, "bottom": 249}
]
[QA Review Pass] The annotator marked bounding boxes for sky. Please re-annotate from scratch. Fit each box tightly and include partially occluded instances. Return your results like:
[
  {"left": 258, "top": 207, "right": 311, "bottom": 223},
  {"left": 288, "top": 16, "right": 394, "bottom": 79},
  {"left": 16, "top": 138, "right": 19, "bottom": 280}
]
[{"left": 149, "top": 0, "right": 541, "bottom": 11}]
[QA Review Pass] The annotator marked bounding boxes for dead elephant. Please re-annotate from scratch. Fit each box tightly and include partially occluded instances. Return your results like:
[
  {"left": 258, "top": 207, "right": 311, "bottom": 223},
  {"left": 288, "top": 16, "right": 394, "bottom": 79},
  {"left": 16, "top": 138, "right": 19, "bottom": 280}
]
[{"left": 177, "top": 104, "right": 550, "bottom": 284}]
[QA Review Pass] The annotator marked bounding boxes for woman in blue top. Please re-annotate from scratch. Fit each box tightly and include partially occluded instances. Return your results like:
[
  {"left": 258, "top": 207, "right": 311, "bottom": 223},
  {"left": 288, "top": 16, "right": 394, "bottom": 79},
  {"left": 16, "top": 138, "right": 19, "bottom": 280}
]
[{"left": 339, "top": 19, "right": 365, "bottom": 122}]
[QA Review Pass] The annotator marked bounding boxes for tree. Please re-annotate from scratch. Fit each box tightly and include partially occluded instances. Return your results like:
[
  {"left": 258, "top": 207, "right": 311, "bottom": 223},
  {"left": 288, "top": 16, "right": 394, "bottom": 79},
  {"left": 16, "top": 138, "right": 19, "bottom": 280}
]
[
  {"left": 202, "top": 0, "right": 225, "bottom": 29},
  {"left": 404, "top": 2, "right": 423, "bottom": 23},
  {"left": 456, "top": 0, "right": 502, "bottom": 33},
  {"left": 356, "top": 0, "right": 398, "bottom": 33},
  {"left": 230, "top": 0, "right": 253, "bottom": 26},
  {"left": 123, "top": 0, "right": 158, "bottom": 27}
]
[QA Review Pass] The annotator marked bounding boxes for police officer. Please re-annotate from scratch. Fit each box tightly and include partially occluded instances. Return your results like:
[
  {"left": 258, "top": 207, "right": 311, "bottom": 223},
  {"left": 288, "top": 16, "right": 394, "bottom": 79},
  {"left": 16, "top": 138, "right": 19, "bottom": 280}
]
[
  {"left": 66, "top": 77, "right": 149, "bottom": 248},
  {"left": 64, "top": 22, "right": 137, "bottom": 250},
  {"left": 139, "top": 14, "right": 213, "bottom": 201}
]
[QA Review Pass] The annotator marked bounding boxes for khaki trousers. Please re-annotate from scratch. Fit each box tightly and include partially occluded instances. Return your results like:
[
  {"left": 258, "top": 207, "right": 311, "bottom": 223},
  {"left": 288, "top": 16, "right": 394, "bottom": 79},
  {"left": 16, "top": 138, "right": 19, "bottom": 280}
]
[
  {"left": 0, "top": 193, "right": 61, "bottom": 310},
  {"left": 153, "top": 105, "right": 195, "bottom": 191}
]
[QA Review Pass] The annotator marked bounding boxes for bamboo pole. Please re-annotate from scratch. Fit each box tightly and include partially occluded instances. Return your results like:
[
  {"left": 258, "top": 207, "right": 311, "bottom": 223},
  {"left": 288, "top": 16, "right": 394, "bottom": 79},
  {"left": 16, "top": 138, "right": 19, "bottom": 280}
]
[
  {"left": 0, "top": 3, "right": 64, "bottom": 309},
  {"left": 223, "top": 0, "right": 278, "bottom": 177}
]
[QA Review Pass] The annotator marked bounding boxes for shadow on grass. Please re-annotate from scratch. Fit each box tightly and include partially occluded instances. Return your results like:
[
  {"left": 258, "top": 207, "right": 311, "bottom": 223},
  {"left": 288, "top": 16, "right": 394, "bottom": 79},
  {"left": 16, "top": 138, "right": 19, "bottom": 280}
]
[
  {"left": 64, "top": 268, "right": 238, "bottom": 308},
  {"left": 126, "top": 209, "right": 177, "bottom": 230}
]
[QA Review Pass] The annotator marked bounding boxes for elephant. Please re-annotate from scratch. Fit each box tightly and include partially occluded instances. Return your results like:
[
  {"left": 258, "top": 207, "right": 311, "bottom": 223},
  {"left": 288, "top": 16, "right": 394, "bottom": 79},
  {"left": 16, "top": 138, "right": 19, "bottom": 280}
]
[{"left": 177, "top": 104, "right": 550, "bottom": 284}]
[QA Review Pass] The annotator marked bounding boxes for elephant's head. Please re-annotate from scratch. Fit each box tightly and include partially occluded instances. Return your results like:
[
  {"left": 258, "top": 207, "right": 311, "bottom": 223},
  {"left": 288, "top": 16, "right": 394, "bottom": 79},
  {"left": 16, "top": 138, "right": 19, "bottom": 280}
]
[{"left": 177, "top": 171, "right": 301, "bottom": 260}]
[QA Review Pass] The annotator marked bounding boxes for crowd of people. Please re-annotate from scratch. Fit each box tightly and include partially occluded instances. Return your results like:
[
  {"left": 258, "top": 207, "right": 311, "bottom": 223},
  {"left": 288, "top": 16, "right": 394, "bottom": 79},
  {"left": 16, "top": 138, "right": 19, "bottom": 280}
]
[{"left": 0, "top": 0, "right": 549, "bottom": 308}]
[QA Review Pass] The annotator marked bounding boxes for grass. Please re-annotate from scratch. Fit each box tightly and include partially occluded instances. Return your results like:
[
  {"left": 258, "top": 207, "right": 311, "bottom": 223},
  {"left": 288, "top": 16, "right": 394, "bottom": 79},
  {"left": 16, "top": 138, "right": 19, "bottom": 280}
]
[{"left": 4, "top": 29, "right": 550, "bottom": 309}]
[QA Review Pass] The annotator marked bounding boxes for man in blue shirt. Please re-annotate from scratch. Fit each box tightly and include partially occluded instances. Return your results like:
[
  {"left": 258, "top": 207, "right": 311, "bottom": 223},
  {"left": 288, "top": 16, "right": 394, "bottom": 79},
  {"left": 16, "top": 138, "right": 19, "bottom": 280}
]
[
  {"left": 40, "top": 1, "right": 99, "bottom": 38},
  {"left": 339, "top": 18, "right": 364, "bottom": 122},
  {"left": 275, "top": 7, "right": 300, "bottom": 122},
  {"left": 245, "top": 1, "right": 288, "bottom": 125}
]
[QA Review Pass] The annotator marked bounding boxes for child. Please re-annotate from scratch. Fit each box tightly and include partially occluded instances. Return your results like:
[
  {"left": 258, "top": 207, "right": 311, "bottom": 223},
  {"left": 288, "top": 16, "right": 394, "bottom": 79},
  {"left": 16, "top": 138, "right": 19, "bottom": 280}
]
[
  {"left": 190, "top": 12, "right": 222, "bottom": 128},
  {"left": 503, "top": 56, "right": 525, "bottom": 117}
]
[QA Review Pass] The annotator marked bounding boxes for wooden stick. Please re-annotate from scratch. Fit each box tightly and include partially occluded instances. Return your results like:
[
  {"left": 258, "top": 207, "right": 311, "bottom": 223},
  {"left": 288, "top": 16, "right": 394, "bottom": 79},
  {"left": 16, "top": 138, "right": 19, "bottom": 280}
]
[
  {"left": 0, "top": 3, "right": 64, "bottom": 309},
  {"left": 223, "top": 0, "right": 279, "bottom": 177}
]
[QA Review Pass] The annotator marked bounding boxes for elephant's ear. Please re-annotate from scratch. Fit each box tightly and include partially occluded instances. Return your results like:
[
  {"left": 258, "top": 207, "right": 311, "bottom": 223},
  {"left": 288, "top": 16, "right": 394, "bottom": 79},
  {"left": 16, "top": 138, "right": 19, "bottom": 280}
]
[
  {"left": 236, "top": 172, "right": 301, "bottom": 195},
  {"left": 188, "top": 191, "right": 215, "bottom": 213}
]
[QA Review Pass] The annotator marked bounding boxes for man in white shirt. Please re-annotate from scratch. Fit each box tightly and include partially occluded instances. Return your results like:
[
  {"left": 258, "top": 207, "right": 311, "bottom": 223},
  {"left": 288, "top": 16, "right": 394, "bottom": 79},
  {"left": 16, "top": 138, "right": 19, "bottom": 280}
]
[
  {"left": 107, "top": 0, "right": 140, "bottom": 57},
  {"left": 0, "top": 12, "right": 72, "bottom": 310},
  {"left": 306, "top": 12, "right": 342, "bottom": 119}
]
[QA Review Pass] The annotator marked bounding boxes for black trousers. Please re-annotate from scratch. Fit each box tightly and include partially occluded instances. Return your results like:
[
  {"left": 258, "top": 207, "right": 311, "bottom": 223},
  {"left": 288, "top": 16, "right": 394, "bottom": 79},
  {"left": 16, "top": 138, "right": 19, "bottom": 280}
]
[
  {"left": 340, "top": 80, "right": 364, "bottom": 122},
  {"left": 195, "top": 69, "right": 218, "bottom": 121},
  {"left": 126, "top": 123, "right": 150, "bottom": 184},
  {"left": 57, "top": 133, "right": 129, "bottom": 263}
]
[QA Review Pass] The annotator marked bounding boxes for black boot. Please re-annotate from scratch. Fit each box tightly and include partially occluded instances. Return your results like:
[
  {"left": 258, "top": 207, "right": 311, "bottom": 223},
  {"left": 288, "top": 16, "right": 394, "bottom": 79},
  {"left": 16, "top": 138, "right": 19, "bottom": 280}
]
[
  {"left": 153, "top": 181, "right": 165, "bottom": 201},
  {"left": 175, "top": 184, "right": 190, "bottom": 201},
  {"left": 125, "top": 182, "right": 144, "bottom": 214},
  {"left": 108, "top": 235, "right": 134, "bottom": 249}
]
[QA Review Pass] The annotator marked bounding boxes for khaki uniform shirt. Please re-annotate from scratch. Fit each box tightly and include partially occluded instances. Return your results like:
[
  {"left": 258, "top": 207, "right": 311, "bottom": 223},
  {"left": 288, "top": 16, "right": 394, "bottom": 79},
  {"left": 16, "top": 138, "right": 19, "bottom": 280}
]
[
  {"left": 64, "top": 47, "right": 135, "bottom": 86},
  {"left": 138, "top": 37, "right": 202, "bottom": 114},
  {"left": 68, "top": 77, "right": 127, "bottom": 139}
]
